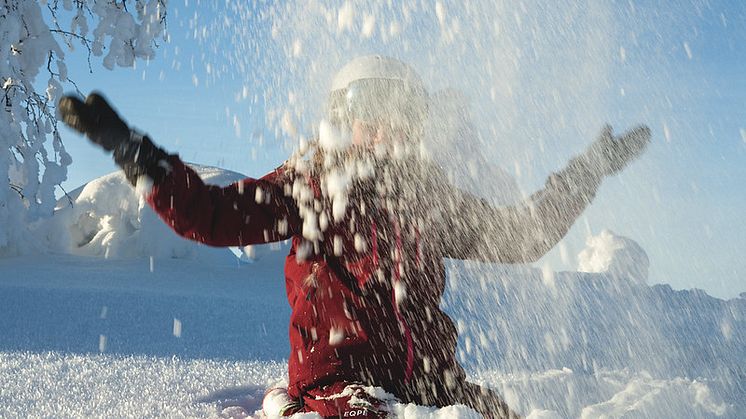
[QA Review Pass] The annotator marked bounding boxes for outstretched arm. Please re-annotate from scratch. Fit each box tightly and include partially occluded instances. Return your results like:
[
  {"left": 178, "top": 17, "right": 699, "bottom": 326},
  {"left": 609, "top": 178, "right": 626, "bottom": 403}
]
[
  {"left": 59, "top": 92, "right": 299, "bottom": 247},
  {"left": 437, "top": 125, "right": 651, "bottom": 263},
  {"left": 145, "top": 156, "right": 299, "bottom": 246}
]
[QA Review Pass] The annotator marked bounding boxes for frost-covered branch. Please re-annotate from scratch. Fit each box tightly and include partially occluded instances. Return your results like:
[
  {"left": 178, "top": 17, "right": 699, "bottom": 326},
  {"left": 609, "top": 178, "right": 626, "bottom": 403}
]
[{"left": 0, "top": 0, "right": 168, "bottom": 254}]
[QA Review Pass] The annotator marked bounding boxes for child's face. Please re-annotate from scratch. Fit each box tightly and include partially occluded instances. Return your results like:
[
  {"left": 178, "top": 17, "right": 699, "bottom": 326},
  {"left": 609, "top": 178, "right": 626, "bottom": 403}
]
[{"left": 351, "top": 119, "right": 408, "bottom": 149}]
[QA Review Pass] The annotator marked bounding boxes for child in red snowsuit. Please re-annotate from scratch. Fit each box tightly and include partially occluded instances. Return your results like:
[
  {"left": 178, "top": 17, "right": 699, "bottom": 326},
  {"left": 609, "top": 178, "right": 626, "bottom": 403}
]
[{"left": 59, "top": 56, "right": 649, "bottom": 419}]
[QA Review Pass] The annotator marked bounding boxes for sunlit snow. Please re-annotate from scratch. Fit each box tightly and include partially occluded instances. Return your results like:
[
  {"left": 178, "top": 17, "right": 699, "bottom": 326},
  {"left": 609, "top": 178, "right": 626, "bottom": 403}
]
[{"left": 2, "top": 1, "right": 745, "bottom": 418}]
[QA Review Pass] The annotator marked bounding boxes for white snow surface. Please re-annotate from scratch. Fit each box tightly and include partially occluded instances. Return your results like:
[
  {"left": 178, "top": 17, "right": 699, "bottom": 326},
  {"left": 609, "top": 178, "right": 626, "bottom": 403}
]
[{"left": 1, "top": 166, "right": 744, "bottom": 418}]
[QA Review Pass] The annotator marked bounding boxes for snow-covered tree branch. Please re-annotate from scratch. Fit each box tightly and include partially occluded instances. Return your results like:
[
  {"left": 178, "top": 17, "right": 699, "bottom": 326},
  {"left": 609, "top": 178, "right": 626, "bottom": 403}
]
[{"left": 0, "top": 0, "right": 167, "bottom": 254}]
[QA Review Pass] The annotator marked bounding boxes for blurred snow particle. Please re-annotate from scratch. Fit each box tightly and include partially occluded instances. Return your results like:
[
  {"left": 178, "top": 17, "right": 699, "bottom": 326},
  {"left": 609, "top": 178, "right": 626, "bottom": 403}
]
[
  {"left": 456, "top": 319, "right": 466, "bottom": 334},
  {"left": 663, "top": 122, "right": 671, "bottom": 143},
  {"left": 354, "top": 233, "right": 367, "bottom": 252},
  {"left": 331, "top": 193, "right": 348, "bottom": 222},
  {"left": 558, "top": 242, "right": 570, "bottom": 265},
  {"left": 245, "top": 245, "right": 256, "bottom": 260},
  {"left": 233, "top": 115, "right": 241, "bottom": 138},
  {"left": 282, "top": 111, "right": 297, "bottom": 137},
  {"left": 99, "top": 306, "right": 108, "bottom": 319},
  {"left": 513, "top": 11, "right": 523, "bottom": 27},
  {"left": 99, "top": 335, "right": 107, "bottom": 352},
  {"left": 333, "top": 235, "right": 343, "bottom": 256},
  {"left": 319, "top": 119, "right": 351, "bottom": 152},
  {"left": 173, "top": 318, "right": 182, "bottom": 338},
  {"left": 292, "top": 38, "right": 302, "bottom": 57},
  {"left": 435, "top": 2, "right": 446, "bottom": 26},
  {"left": 544, "top": 332, "right": 556, "bottom": 354},
  {"left": 319, "top": 212, "right": 329, "bottom": 232},
  {"left": 619, "top": 46, "right": 626, "bottom": 63},
  {"left": 323, "top": 168, "right": 352, "bottom": 222},
  {"left": 683, "top": 42, "right": 693, "bottom": 60},
  {"left": 337, "top": 2, "right": 354, "bottom": 33},
  {"left": 720, "top": 320, "right": 732, "bottom": 340},
  {"left": 298, "top": 136, "right": 309, "bottom": 154},
  {"left": 361, "top": 14, "right": 376, "bottom": 38},
  {"left": 393, "top": 281, "right": 407, "bottom": 305},
  {"left": 443, "top": 368, "right": 456, "bottom": 390},
  {"left": 513, "top": 160, "right": 522, "bottom": 178},
  {"left": 541, "top": 263, "right": 556, "bottom": 290},
  {"left": 149, "top": 256, "right": 154, "bottom": 273},
  {"left": 255, "top": 187, "right": 264, "bottom": 204},
  {"left": 329, "top": 327, "right": 345, "bottom": 345},
  {"left": 301, "top": 213, "right": 321, "bottom": 242},
  {"left": 389, "top": 21, "right": 401, "bottom": 37},
  {"left": 739, "top": 128, "right": 745, "bottom": 143}
]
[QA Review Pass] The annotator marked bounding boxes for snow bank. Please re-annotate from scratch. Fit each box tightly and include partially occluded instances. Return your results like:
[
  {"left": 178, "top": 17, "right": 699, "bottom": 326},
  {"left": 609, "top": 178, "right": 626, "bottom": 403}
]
[
  {"left": 50, "top": 165, "right": 252, "bottom": 262},
  {"left": 494, "top": 368, "right": 732, "bottom": 419},
  {"left": 577, "top": 229, "right": 650, "bottom": 284},
  {"left": 446, "top": 257, "right": 746, "bottom": 379}
]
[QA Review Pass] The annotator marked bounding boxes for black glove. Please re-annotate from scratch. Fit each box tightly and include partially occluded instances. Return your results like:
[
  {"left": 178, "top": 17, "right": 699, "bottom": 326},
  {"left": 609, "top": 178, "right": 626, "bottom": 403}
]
[
  {"left": 58, "top": 92, "right": 130, "bottom": 151},
  {"left": 58, "top": 92, "right": 171, "bottom": 185},
  {"left": 547, "top": 124, "right": 651, "bottom": 200},
  {"left": 584, "top": 124, "right": 651, "bottom": 177}
]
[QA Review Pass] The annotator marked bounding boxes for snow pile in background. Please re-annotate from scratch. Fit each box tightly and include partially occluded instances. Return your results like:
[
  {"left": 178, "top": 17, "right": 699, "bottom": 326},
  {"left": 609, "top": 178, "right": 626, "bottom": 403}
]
[
  {"left": 577, "top": 229, "right": 650, "bottom": 284},
  {"left": 446, "top": 257, "right": 745, "bottom": 380},
  {"left": 51, "top": 165, "right": 249, "bottom": 261},
  {"left": 495, "top": 368, "right": 731, "bottom": 419}
]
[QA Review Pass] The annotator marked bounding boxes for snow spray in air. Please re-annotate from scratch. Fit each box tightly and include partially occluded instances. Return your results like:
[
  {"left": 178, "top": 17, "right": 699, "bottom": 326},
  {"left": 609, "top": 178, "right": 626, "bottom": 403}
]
[{"left": 186, "top": 1, "right": 743, "bottom": 416}]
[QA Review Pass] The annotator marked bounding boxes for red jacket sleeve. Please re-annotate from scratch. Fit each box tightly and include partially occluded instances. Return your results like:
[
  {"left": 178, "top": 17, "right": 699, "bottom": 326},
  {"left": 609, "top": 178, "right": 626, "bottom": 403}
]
[{"left": 146, "top": 156, "right": 300, "bottom": 247}]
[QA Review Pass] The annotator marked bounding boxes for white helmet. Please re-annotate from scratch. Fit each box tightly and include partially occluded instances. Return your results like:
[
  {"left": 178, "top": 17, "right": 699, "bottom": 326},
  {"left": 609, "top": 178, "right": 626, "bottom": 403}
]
[
  {"left": 328, "top": 55, "right": 428, "bottom": 130},
  {"left": 330, "top": 55, "right": 425, "bottom": 92}
]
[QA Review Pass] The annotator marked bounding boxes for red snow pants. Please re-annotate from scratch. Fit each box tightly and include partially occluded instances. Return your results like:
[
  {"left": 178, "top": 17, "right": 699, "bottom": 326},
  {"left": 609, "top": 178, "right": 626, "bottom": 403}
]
[{"left": 290, "top": 382, "right": 387, "bottom": 418}]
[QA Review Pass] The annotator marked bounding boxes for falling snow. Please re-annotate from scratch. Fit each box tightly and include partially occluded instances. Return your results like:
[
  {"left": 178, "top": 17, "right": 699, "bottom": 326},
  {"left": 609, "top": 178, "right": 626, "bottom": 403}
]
[{"left": 2, "top": 1, "right": 745, "bottom": 418}]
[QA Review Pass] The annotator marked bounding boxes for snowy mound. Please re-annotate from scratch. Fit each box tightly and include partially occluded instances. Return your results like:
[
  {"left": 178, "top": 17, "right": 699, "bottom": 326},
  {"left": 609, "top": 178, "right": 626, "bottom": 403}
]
[
  {"left": 52, "top": 164, "right": 250, "bottom": 261},
  {"left": 577, "top": 229, "right": 650, "bottom": 284},
  {"left": 444, "top": 250, "right": 745, "bottom": 417}
]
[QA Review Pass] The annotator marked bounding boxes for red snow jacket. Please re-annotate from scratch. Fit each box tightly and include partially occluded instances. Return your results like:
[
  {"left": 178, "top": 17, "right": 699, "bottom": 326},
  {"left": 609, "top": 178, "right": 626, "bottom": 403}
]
[{"left": 146, "top": 154, "right": 600, "bottom": 407}]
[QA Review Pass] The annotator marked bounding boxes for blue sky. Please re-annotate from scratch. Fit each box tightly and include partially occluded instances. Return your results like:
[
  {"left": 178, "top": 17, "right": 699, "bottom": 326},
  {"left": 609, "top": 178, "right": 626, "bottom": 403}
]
[{"left": 50, "top": 1, "right": 745, "bottom": 299}]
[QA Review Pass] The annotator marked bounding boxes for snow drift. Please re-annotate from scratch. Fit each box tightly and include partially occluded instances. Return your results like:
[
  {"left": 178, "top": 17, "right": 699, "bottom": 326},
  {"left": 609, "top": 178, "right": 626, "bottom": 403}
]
[{"left": 49, "top": 164, "right": 270, "bottom": 263}]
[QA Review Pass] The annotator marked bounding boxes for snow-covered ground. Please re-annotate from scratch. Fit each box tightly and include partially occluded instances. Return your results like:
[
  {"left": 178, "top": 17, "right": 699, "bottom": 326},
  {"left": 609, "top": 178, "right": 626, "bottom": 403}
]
[{"left": 1, "top": 166, "right": 743, "bottom": 418}]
